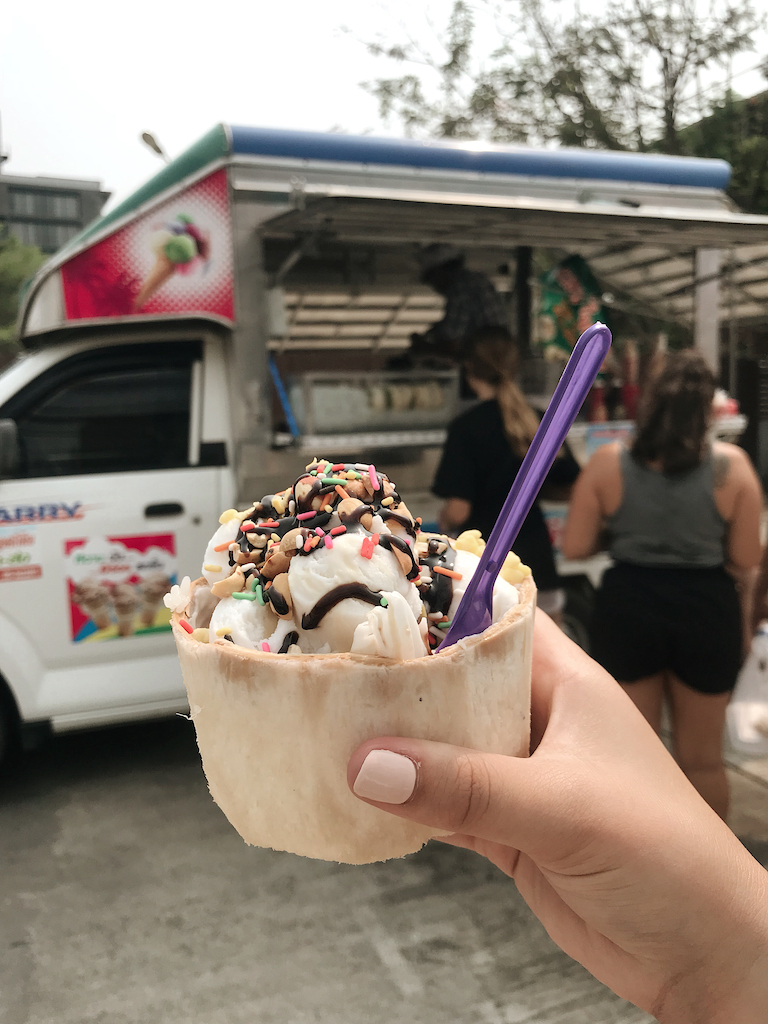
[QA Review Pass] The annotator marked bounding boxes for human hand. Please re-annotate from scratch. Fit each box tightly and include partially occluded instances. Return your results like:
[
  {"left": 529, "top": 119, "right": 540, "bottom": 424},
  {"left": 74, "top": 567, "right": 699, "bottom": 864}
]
[{"left": 348, "top": 613, "right": 768, "bottom": 1023}]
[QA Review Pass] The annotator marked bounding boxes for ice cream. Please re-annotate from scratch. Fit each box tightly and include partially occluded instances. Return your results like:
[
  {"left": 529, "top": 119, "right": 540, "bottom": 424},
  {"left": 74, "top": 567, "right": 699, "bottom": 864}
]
[
  {"left": 172, "top": 458, "right": 535, "bottom": 863},
  {"left": 139, "top": 571, "right": 172, "bottom": 627},
  {"left": 112, "top": 583, "right": 139, "bottom": 637},
  {"left": 133, "top": 214, "right": 209, "bottom": 310},
  {"left": 73, "top": 579, "right": 113, "bottom": 630}
]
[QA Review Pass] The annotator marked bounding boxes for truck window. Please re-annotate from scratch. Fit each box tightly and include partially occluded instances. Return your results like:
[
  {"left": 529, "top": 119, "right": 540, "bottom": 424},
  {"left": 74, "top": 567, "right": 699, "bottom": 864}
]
[{"left": 13, "top": 364, "right": 192, "bottom": 478}]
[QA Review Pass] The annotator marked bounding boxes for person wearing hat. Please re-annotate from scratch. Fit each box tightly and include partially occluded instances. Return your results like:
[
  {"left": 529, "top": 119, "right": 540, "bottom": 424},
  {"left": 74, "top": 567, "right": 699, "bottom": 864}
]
[{"left": 411, "top": 244, "right": 508, "bottom": 363}]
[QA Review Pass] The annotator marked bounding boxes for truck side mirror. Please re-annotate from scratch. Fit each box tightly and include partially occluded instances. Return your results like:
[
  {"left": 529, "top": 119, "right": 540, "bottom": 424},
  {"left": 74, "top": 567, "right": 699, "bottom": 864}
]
[{"left": 0, "top": 419, "right": 20, "bottom": 478}]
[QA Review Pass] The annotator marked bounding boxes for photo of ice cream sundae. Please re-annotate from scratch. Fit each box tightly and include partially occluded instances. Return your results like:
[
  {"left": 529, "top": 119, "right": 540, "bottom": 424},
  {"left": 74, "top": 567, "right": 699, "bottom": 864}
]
[{"left": 172, "top": 458, "right": 536, "bottom": 863}]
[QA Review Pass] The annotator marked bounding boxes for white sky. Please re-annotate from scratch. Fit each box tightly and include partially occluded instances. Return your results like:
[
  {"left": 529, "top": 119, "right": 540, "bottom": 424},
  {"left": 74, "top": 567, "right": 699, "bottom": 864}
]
[{"left": 2, "top": 0, "right": 767, "bottom": 210}]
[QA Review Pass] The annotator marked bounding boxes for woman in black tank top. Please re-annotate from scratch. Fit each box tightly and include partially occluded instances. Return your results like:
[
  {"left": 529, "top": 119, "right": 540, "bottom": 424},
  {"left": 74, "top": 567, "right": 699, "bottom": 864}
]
[{"left": 561, "top": 352, "right": 763, "bottom": 820}]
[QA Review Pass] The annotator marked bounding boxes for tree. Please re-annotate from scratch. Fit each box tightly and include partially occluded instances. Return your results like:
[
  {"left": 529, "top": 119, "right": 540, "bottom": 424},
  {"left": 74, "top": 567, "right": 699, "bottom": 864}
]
[
  {"left": 0, "top": 232, "right": 45, "bottom": 362},
  {"left": 366, "top": 0, "right": 763, "bottom": 155}
]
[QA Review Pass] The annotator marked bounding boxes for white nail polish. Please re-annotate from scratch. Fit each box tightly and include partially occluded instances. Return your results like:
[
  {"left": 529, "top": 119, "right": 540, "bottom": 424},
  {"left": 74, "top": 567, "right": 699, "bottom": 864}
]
[{"left": 353, "top": 749, "right": 417, "bottom": 804}]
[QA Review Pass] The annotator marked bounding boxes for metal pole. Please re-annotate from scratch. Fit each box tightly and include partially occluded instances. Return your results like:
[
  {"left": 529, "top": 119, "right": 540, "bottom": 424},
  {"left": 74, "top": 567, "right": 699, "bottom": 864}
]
[
  {"left": 515, "top": 246, "right": 532, "bottom": 353},
  {"left": 694, "top": 249, "right": 721, "bottom": 374}
]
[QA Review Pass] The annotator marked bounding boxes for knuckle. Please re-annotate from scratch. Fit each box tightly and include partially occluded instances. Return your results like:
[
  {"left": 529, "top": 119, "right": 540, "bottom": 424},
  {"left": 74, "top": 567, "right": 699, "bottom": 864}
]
[{"left": 446, "top": 753, "right": 493, "bottom": 833}]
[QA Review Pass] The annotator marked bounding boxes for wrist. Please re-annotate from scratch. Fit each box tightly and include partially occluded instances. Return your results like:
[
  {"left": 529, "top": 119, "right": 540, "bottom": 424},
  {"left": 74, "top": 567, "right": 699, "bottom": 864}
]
[{"left": 656, "top": 863, "right": 768, "bottom": 1024}]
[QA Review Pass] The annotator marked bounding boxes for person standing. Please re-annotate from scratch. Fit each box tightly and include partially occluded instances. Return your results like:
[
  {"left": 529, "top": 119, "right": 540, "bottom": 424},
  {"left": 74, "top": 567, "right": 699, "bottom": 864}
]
[
  {"left": 433, "top": 325, "right": 580, "bottom": 621},
  {"left": 561, "top": 350, "right": 763, "bottom": 819},
  {"left": 411, "top": 244, "right": 508, "bottom": 362}
]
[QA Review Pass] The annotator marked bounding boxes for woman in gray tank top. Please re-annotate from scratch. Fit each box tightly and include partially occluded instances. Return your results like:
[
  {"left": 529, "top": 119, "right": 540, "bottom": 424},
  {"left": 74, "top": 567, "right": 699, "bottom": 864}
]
[{"left": 562, "top": 352, "right": 762, "bottom": 820}]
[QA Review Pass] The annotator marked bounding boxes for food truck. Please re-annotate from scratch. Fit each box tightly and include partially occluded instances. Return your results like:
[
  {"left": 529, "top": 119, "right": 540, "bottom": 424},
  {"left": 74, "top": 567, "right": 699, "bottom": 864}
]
[{"left": 1, "top": 123, "right": 767, "bottom": 758}]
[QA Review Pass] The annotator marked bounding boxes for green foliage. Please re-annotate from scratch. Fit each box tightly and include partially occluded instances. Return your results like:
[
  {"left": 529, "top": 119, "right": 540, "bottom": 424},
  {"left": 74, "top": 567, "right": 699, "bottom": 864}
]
[
  {"left": 366, "top": 0, "right": 763, "bottom": 154},
  {"left": 0, "top": 231, "right": 46, "bottom": 366}
]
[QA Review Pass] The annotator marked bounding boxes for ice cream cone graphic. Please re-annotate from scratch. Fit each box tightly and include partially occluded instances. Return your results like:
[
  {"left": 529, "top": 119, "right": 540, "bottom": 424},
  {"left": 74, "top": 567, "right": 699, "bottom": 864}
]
[
  {"left": 133, "top": 217, "right": 207, "bottom": 311},
  {"left": 139, "top": 572, "right": 172, "bottom": 627},
  {"left": 112, "top": 584, "right": 139, "bottom": 637},
  {"left": 73, "top": 580, "right": 113, "bottom": 631}
]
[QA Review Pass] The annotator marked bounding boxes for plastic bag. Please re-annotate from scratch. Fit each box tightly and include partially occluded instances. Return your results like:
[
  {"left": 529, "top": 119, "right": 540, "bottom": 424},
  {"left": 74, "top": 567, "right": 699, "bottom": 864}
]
[{"left": 726, "top": 626, "right": 768, "bottom": 755}]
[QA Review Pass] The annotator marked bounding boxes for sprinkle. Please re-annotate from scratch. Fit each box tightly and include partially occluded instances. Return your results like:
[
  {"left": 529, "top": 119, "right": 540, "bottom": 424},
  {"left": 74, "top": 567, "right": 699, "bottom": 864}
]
[
  {"left": 204, "top": 563, "right": 222, "bottom": 573},
  {"left": 254, "top": 585, "right": 265, "bottom": 606},
  {"left": 216, "top": 627, "right": 232, "bottom": 637},
  {"left": 310, "top": 536, "right": 321, "bottom": 548},
  {"left": 261, "top": 520, "right": 280, "bottom": 528},
  {"left": 314, "top": 527, "right": 324, "bottom": 537},
  {"left": 354, "top": 463, "right": 368, "bottom": 470},
  {"left": 420, "top": 576, "right": 433, "bottom": 586},
  {"left": 428, "top": 611, "right": 443, "bottom": 620},
  {"left": 271, "top": 533, "right": 280, "bottom": 543},
  {"left": 309, "top": 470, "right": 317, "bottom": 476},
  {"left": 368, "top": 464, "right": 378, "bottom": 490},
  {"left": 379, "top": 596, "right": 388, "bottom": 607},
  {"left": 240, "top": 521, "right": 256, "bottom": 532},
  {"left": 239, "top": 562, "right": 256, "bottom": 573},
  {"left": 349, "top": 471, "right": 361, "bottom": 480},
  {"left": 272, "top": 496, "right": 286, "bottom": 515},
  {"left": 331, "top": 463, "right": 345, "bottom": 472},
  {"left": 179, "top": 619, "right": 193, "bottom": 634},
  {"left": 324, "top": 534, "right": 333, "bottom": 549},
  {"left": 438, "top": 620, "right": 453, "bottom": 629},
  {"left": 330, "top": 525, "right": 347, "bottom": 536},
  {"left": 295, "top": 535, "right": 304, "bottom": 550},
  {"left": 261, "top": 641, "right": 271, "bottom": 653},
  {"left": 232, "top": 591, "right": 257, "bottom": 601},
  {"left": 361, "top": 536, "right": 375, "bottom": 559},
  {"left": 249, "top": 577, "right": 258, "bottom": 592},
  {"left": 296, "top": 511, "right": 316, "bottom": 521},
  {"left": 213, "top": 542, "right": 230, "bottom": 552},
  {"left": 381, "top": 496, "right": 394, "bottom": 506},
  {"left": 323, "top": 504, "right": 333, "bottom": 513},
  {"left": 433, "top": 566, "right": 463, "bottom": 580},
  {"left": 218, "top": 508, "right": 239, "bottom": 524},
  {"left": 288, "top": 500, "right": 296, "bottom": 514},
  {"left": 304, "top": 538, "right": 313, "bottom": 552},
  {"left": 334, "top": 484, "right": 351, "bottom": 500},
  {"left": 416, "top": 517, "right": 422, "bottom": 524},
  {"left": 372, "top": 533, "right": 380, "bottom": 546},
  {"left": 319, "top": 477, "right": 347, "bottom": 486}
]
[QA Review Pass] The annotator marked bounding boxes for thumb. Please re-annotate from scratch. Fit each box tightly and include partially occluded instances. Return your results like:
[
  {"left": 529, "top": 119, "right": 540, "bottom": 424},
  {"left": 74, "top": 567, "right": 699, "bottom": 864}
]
[{"left": 348, "top": 736, "right": 577, "bottom": 859}]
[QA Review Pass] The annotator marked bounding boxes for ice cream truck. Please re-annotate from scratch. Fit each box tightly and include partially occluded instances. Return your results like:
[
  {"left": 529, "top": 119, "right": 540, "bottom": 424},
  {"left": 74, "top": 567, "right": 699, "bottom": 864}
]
[{"left": 0, "top": 123, "right": 766, "bottom": 760}]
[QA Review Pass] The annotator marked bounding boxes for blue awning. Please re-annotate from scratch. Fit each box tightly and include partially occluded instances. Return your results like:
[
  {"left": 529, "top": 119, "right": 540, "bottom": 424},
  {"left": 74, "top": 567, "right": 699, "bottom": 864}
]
[{"left": 229, "top": 125, "right": 731, "bottom": 190}]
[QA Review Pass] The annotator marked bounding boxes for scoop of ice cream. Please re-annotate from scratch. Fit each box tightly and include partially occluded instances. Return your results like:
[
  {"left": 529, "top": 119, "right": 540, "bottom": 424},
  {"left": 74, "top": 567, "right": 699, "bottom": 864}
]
[
  {"left": 196, "top": 459, "right": 529, "bottom": 660},
  {"left": 73, "top": 579, "right": 111, "bottom": 606},
  {"left": 164, "top": 234, "right": 197, "bottom": 265},
  {"left": 112, "top": 584, "right": 139, "bottom": 614}
]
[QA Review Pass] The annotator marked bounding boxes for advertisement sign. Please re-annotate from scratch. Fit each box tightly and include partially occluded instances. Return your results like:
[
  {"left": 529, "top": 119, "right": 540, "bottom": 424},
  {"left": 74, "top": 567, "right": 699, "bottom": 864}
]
[
  {"left": 64, "top": 533, "right": 176, "bottom": 643},
  {"left": 60, "top": 168, "right": 234, "bottom": 323},
  {"left": 0, "top": 526, "right": 42, "bottom": 583},
  {"left": 584, "top": 421, "right": 635, "bottom": 459}
]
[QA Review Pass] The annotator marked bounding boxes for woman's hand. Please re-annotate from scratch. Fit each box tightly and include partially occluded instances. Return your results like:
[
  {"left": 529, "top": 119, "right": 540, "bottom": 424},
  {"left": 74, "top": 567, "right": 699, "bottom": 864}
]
[{"left": 348, "top": 614, "right": 768, "bottom": 1023}]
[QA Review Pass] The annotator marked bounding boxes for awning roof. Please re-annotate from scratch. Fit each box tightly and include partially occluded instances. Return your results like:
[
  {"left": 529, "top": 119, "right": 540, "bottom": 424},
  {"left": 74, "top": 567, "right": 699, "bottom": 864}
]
[{"left": 260, "top": 189, "right": 768, "bottom": 324}]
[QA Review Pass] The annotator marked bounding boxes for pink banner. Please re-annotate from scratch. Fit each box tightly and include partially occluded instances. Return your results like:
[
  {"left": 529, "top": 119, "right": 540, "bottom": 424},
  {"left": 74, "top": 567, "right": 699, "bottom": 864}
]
[{"left": 61, "top": 168, "right": 234, "bottom": 323}]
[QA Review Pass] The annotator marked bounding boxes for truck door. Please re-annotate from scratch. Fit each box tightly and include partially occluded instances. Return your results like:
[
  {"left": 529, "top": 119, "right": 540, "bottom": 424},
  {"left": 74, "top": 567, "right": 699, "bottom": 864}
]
[{"left": 0, "top": 337, "right": 227, "bottom": 726}]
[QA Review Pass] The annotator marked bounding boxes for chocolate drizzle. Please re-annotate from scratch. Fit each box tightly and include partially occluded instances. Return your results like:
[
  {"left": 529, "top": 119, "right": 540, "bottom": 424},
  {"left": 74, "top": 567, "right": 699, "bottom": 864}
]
[
  {"left": 419, "top": 537, "right": 458, "bottom": 616},
  {"left": 301, "top": 583, "right": 384, "bottom": 630},
  {"left": 277, "top": 630, "right": 299, "bottom": 654},
  {"left": 266, "top": 587, "right": 290, "bottom": 616},
  {"left": 378, "top": 534, "right": 420, "bottom": 581}
]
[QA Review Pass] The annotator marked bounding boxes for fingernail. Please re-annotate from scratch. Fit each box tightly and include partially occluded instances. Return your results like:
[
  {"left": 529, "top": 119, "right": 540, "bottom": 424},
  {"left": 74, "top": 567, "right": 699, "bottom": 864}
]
[{"left": 353, "top": 749, "right": 417, "bottom": 804}]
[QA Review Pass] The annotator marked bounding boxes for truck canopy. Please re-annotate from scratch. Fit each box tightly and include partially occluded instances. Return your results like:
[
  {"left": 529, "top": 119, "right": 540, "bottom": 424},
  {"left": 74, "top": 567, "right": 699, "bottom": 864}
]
[{"left": 18, "top": 123, "right": 768, "bottom": 344}]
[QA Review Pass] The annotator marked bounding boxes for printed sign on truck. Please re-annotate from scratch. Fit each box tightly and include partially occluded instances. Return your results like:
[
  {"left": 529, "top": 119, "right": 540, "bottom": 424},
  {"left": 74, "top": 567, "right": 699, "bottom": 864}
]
[
  {"left": 64, "top": 533, "right": 177, "bottom": 642},
  {"left": 60, "top": 168, "right": 234, "bottom": 323}
]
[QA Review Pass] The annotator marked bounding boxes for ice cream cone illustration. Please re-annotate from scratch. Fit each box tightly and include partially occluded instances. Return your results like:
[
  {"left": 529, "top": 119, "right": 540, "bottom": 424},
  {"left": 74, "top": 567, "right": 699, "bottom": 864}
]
[
  {"left": 73, "top": 580, "right": 113, "bottom": 631},
  {"left": 112, "top": 584, "right": 139, "bottom": 637},
  {"left": 133, "top": 216, "right": 209, "bottom": 311},
  {"left": 139, "top": 572, "right": 172, "bottom": 627}
]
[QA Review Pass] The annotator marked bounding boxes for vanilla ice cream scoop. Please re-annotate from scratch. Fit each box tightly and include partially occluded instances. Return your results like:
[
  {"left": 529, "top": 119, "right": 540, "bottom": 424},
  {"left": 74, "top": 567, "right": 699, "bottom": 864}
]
[{"left": 195, "top": 459, "right": 529, "bottom": 660}]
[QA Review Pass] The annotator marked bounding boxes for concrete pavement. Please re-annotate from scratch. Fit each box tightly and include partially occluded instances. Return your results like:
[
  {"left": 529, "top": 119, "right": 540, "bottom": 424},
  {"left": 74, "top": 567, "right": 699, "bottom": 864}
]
[{"left": 0, "top": 718, "right": 766, "bottom": 1024}]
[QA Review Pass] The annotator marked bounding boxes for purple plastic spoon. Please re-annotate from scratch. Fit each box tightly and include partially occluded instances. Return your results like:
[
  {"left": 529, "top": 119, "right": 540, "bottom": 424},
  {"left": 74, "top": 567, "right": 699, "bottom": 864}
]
[{"left": 437, "top": 322, "right": 612, "bottom": 651}]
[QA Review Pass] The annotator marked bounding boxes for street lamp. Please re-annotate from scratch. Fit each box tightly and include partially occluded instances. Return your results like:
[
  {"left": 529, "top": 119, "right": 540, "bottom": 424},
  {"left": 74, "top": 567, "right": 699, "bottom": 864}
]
[{"left": 140, "top": 132, "right": 170, "bottom": 164}]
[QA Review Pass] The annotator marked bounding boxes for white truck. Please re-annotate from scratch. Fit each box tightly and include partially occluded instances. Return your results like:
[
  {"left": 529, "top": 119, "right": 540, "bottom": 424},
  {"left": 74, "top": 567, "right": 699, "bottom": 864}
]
[{"left": 1, "top": 124, "right": 766, "bottom": 760}]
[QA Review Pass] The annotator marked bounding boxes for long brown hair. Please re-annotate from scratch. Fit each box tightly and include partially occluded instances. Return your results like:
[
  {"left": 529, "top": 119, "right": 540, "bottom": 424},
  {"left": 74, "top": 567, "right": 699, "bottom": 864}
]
[
  {"left": 631, "top": 350, "right": 715, "bottom": 474},
  {"left": 464, "top": 327, "right": 539, "bottom": 458}
]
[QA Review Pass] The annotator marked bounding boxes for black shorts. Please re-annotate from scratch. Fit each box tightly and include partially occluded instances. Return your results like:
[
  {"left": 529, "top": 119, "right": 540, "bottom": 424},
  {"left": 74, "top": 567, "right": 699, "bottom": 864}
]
[{"left": 590, "top": 562, "right": 742, "bottom": 695}]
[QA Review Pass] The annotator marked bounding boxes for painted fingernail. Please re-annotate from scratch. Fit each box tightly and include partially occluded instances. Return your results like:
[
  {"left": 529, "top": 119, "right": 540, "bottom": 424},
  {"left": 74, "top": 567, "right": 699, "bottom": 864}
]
[{"left": 353, "top": 749, "right": 417, "bottom": 804}]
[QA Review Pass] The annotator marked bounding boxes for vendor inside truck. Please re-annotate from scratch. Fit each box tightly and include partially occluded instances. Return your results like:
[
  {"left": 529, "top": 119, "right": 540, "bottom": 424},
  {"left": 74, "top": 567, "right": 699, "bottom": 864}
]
[{"left": 407, "top": 244, "right": 508, "bottom": 372}]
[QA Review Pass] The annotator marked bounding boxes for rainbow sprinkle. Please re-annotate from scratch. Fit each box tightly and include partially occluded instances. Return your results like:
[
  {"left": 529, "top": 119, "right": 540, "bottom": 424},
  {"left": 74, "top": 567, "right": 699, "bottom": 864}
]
[
  {"left": 261, "top": 641, "right": 271, "bottom": 653},
  {"left": 368, "top": 464, "right": 378, "bottom": 490},
  {"left": 179, "top": 619, "right": 193, "bottom": 634},
  {"left": 330, "top": 525, "right": 346, "bottom": 536},
  {"left": 324, "top": 535, "right": 333, "bottom": 549},
  {"left": 296, "top": 510, "right": 316, "bottom": 521}
]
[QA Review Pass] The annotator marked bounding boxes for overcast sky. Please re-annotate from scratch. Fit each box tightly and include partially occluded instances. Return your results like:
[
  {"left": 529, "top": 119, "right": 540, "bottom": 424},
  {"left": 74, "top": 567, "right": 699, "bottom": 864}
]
[{"left": 2, "top": 0, "right": 767, "bottom": 211}]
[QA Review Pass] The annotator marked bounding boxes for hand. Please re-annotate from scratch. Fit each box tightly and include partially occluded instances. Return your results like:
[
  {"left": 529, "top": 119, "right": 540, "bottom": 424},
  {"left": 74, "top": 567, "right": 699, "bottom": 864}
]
[{"left": 348, "top": 613, "right": 768, "bottom": 1023}]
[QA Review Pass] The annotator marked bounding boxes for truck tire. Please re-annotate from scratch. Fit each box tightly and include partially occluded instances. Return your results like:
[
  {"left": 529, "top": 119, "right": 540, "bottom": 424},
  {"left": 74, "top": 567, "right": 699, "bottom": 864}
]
[{"left": 0, "top": 680, "right": 21, "bottom": 769}]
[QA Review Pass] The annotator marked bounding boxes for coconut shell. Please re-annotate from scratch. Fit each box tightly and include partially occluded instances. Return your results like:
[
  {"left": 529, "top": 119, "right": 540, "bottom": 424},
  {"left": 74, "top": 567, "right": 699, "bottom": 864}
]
[{"left": 173, "top": 575, "right": 535, "bottom": 864}]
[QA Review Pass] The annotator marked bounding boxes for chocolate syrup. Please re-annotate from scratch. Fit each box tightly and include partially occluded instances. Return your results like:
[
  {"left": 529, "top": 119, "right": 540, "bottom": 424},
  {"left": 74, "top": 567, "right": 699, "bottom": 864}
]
[
  {"left": 267, "top": 587, "right": 290, "bottom": 617},
  {"left": 377, "top": 534, "right": 420, "bottom": 581},
  {"left": 301, "top": 583, "right": 384, "bottom": 630},
  {"left": 277, "top": 631, "right": 299, "bottom": 654},
  {"left": 419, "top": 538, "right": 458, "bottom": 616}
]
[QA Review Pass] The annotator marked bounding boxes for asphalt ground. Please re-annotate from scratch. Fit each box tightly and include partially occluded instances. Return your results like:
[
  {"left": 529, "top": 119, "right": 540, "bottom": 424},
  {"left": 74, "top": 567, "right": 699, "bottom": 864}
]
[{"left": 0, "top": 718, "right": 766, "bottom": 1024}]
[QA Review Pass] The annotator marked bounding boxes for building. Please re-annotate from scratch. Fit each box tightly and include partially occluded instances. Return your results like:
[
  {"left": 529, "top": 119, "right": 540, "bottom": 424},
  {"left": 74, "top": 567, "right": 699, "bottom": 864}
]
[{"left": 0, "top": 172, "right": 110, "bottom": 254}]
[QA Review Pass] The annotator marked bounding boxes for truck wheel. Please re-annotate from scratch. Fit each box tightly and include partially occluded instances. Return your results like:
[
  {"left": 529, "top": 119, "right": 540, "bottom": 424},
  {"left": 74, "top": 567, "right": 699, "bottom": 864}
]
[{"left": 0, "top": 681, "right": 20, "bottom": 769}]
